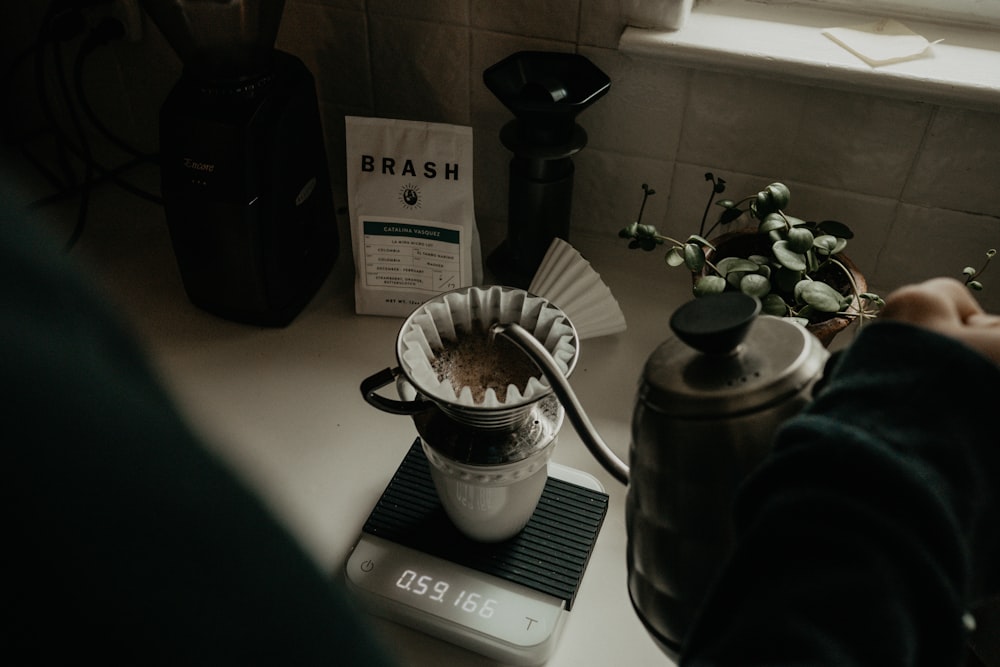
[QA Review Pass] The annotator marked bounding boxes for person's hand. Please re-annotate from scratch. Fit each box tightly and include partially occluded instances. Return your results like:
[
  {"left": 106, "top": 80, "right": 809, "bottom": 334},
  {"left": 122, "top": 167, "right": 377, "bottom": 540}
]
[{"left": 879, "top": 278, "right": 1000, "bottom": 364}]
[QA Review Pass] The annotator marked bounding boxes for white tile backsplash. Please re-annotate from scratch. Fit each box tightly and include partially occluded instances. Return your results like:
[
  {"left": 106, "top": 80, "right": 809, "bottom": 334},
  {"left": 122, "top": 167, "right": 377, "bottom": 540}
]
[
  {"left": 904, "top": 106, "right": 1000, "bottom": 214},
  {"left": 9, "top": 0, "right": 997, "bottom": 308},
  {"left": 679, "top": 70, "right": 932, "bottom": 198},
  {"left": 471, "top": 0, "right": 581, "bottom": 42},
  {"left": 879, "top": 205, "right": 1000, "bottom": 312},
  {"left": 579, "top": 47, "right": 688, "bottom": 160},
  {"left": 280, "top": 0, "right": 1000, "bottom": 312},
  {"left": 368, "top": 15, "right": 471, "bottom": 124}
]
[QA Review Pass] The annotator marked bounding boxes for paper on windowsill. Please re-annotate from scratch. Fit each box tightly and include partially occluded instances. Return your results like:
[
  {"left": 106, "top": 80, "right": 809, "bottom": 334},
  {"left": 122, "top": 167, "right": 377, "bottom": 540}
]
[{"left": 822, "top": 19, "right": 942, "bottom": 67}]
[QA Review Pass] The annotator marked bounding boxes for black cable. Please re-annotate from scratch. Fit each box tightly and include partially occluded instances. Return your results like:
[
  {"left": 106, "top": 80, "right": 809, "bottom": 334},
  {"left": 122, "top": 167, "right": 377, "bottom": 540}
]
[
  {"left": 65, "top": 17, "right": 162, "bottom": 204},
  {"left": 15, "top": 1, "right": 164, "bottom": 250},
  {"left": 28, "top": 154, "right": 152, "bottom": 208},
  {"left": 52, "top": 33, "right": 95, "bottom": 250},
  {"left": 74, "top": 17, "right": 159, "bottom": 164},
  {"left": 33, "top": 2, "right": 85, "bottom": 191}
]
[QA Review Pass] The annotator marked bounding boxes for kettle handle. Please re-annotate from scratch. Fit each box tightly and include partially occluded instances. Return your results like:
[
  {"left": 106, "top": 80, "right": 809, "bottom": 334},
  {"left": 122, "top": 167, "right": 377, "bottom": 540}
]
[
  {"left": 492, "top": 322, "right": 630, "bottom": 485},
  {"left": 360, "top": 367, "right": 434, "bottom": 416}
]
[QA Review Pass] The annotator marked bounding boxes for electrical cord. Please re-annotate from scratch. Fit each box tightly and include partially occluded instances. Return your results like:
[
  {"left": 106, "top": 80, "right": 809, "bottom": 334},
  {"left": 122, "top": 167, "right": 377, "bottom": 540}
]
[
  {"left": 74, "top": 16, "right": 159, "bottom": 165},
  {"left": 52, "top": 33, "right": 95, "bottom": 251},
  {"left": 6, "top": 0, "right": 163, "bottom": 250}
]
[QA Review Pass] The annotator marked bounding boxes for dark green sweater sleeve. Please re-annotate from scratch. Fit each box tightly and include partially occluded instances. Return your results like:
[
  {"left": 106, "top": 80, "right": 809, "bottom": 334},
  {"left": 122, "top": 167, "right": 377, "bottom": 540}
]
[
  {"left": 681, "top": 322, "right": 1000, "bottom": 667},
  {"left": 2, "top": 217, "right": 395, "bottom": 664}
]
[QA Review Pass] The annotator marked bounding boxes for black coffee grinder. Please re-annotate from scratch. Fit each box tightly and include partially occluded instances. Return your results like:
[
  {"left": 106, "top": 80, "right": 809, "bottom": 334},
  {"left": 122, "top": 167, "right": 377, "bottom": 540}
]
[
  {"left": 483, "top": 51, "right": 610, "bottom": 288},
  {"left": 140, "top": 0, "right": 337, "bottom": 326}
]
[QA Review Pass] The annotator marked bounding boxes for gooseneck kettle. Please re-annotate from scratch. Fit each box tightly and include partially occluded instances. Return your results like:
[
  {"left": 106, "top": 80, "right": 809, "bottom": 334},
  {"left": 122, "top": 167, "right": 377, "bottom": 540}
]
[{"left": 494, "top": 292, "right": 830, "bottom": 654}]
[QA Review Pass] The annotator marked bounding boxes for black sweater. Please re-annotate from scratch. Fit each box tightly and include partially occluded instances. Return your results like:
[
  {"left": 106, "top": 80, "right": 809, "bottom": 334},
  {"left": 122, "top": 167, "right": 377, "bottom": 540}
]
[
  {"left": 2, "top": 213, "right": 395, "bottom": 662},
  {"left": 682, "top": 322, "right": 1000, "bottom": 666}
]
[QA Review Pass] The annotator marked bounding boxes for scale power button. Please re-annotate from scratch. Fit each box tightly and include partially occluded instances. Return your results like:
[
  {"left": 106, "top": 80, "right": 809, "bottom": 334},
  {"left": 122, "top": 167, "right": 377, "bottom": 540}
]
[{"left": 360, "top": 559, "right": 375, "bottom": 573}]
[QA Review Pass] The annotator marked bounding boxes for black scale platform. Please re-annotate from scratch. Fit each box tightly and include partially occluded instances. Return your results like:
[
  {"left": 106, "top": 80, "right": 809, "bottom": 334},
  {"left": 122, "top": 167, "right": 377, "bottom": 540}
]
[{"left": 362, "top": 439, "right": 609, "bottom": 610}]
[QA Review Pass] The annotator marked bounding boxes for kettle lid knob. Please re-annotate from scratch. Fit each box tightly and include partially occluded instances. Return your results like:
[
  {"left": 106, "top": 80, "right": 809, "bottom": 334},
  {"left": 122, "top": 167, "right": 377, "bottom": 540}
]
[{"left": 669, "top": 292, "right": 761, "bottom": 355}]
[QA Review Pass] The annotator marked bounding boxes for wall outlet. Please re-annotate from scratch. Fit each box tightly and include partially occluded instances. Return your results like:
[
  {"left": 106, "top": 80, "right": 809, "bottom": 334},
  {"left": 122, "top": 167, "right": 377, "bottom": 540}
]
[
  {"left": 111, "top": 0, "right": 143, "bottom": 42},
  {"left": 81, "top": 0, "right": 143, "bottom": 42}
]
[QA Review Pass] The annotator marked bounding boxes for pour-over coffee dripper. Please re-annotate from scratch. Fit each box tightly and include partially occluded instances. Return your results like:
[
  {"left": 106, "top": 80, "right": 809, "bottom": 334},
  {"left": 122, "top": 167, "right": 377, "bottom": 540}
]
[
  {"left": 360, "top": 285, "right": 580, "bottom": 542},
  {"left": 483, "top": 51, "right": 610, "bottom": 288},
  {"left": 139, "top": 0, "right": 338, "bottom": 326}
]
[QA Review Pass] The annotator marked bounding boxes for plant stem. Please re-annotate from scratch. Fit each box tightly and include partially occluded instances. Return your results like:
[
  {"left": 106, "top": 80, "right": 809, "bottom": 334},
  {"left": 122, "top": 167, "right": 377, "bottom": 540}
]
[
  {"left": 965, "top": 248, "right": 996, "bottom": 285},
  {"left": 699, "top": 178, "right": 718, "bottom": 237},
  {"left": 636, "top": 183, "right": 654, "bottom": 224},
  {"left": 703, "top": 195, "right": 756, "bottom": 240},
  {"left": 829, "top": 256, "right": 878, "bottom": 327}
]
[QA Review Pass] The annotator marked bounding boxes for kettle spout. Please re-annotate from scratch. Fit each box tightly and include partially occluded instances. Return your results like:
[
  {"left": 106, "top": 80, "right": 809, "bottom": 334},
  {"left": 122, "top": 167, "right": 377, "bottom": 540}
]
[{"left": 491, "top": 322, "right": 629, "bottom": 485}]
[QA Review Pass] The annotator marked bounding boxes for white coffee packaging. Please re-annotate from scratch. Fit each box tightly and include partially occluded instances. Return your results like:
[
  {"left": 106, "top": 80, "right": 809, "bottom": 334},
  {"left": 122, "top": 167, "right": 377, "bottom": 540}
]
[{"left": 345, "top": 116, "right": 483, "bottom": 317}]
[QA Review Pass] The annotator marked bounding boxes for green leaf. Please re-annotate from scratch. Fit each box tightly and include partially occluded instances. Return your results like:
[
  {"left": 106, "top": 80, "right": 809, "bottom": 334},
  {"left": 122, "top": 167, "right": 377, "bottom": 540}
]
[
  {"left": 969, "top": 280, "right": 984, "bottom": 291},
  {"left": 772, "top": 240, "right": 808, "bottom": 271},
  {"left": 795, "top": 281, "right": 844, "bottom": 312},
  {"left": 716, "top": 257, "right": 761, "bottom": 275},
  {"left": 962, "top": 266, "right": 977, "bottom": 277},
  {"left": 740, "top": 273, "right": 771, "bottom": 298},
  {"left": 774, "top": 266, "right": 802, "bottom": 292},
  {"left": 619, "top": 223, "right": 638, "bottom": 238},
  {"left": 755, "top": 191, "right": 777, "bottom": 219},
  {"left": 717, "top": 207, "right": 744, "bottom": 226},
  {"left": 860, "top": 293, "right": 885, "bottom": 306},
  {"left": 806, "top": 248, "right": 820, "bottom": 273},
  {"left": 767, "top": 183, "right": 791, "bottom": 209},
  {"left": 637, "top": 223, "right": 658, "bottom": 238},
  {"left": 813, "top": 234, "right": 847, "bottom": 256},
  {"left": 664, "top": 246, "right": 686, "bottom": 267},
  {"left": 686, "top": 234, "right": 715, "bottom": 249},
  {"left": 714, "top": 199, "right": 737, "bottom": 209},
  {"left": 684, "top": 243, "right": 706, "bottom": 272},
  {"left": 817, "top": 220, "right": 854, "bottom": 239},
  {"left": 786, "top": 227, "right": 814, "bottom": 253},
  {"left": 759, "top": 212, "right": 787, "bottom": 234},
  {"left": 693, "top": 275, "right": 727, "bottom": 297},
  {"left": 761, "top": 293, "right": 788, "bottom": 316}
]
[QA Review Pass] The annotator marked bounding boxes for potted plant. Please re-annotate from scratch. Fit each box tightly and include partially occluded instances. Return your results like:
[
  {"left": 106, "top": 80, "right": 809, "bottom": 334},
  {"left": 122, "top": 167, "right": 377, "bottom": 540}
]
[{"left": 619, "top": 174, "right": 883, "bottom": 346}]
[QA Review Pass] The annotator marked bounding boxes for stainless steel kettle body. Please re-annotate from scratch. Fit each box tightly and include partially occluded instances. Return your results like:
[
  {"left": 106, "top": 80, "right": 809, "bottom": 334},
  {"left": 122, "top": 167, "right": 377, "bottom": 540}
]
[
  {"left": 496, "top": 292, "right": 829, "bottom": 655},
  {"left": 627, "top": 333, "right": 825, "bottom": 651}
]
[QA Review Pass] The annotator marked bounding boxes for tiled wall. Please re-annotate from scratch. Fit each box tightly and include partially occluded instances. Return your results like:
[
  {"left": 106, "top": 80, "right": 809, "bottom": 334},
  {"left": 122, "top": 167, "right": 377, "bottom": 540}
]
[
  {"left": 9, "top": 0, "right": 1000, "bottom": 310},
  {"left": 283, "top": 0, "right": 1000, "bottom": 309}
]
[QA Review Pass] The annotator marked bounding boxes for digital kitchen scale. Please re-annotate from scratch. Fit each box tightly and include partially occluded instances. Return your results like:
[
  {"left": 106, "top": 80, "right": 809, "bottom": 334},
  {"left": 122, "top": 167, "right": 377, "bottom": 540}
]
[{"left": 345, "top": 439, "right": 609, "bottom": 665}]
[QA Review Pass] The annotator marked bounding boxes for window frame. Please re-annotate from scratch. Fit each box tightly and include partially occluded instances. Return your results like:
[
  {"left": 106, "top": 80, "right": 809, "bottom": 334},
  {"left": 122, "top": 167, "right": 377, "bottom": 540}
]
[{"left": 766, "top": 0, "right": 1000, "bottom": 28}]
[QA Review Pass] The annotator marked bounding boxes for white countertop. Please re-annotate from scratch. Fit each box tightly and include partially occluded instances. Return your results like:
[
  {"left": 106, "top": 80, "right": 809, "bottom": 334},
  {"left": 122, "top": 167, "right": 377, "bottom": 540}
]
[{"left": 61, "top": 189, "right": 689, "bottom": 666}]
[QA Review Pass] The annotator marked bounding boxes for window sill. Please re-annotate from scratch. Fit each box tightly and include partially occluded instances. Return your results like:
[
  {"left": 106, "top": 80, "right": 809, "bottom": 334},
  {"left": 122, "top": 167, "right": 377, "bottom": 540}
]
[{"left": 618, "top": 0, "right": 1000, "bottom": 112}]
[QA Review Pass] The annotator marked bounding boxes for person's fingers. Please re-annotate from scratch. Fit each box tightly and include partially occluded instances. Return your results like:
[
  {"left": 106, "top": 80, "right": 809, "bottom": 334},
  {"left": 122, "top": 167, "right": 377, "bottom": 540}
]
[
  {"left": 881, "top": 278, "right": 1000, "bottom": 364},
  {"left": 880, "top": 278, "right": 984, "bottom": 328}
]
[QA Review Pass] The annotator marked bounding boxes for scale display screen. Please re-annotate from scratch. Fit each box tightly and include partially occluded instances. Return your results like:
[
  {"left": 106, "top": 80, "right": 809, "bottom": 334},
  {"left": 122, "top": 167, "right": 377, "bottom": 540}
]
[
  {"left": 347, "top": 535, "right": 565, "bottom": 664},
  {"left": 344, "top": 440, "right": 608, "bottom": 665}
]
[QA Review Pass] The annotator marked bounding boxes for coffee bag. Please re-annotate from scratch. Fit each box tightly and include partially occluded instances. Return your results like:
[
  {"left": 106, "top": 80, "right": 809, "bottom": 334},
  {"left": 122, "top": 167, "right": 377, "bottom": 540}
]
[{"left": 345, "top": 117, "right": 483, "bottom": 316}]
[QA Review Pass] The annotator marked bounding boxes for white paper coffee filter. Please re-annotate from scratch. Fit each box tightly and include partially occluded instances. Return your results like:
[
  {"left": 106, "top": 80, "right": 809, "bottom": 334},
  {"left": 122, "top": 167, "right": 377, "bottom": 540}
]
[
  {"left": 529, "top": 238, "right": 627, "bottom": 339},
  {"left": 397, "top": 286, "right": 578, "bottom": 408}
]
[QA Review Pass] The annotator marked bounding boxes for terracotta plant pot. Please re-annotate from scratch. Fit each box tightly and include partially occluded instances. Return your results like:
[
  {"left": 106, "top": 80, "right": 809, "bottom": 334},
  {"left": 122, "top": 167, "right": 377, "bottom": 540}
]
[{"left": 701, "top": 230, "right": 868, "bottom": 348}]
